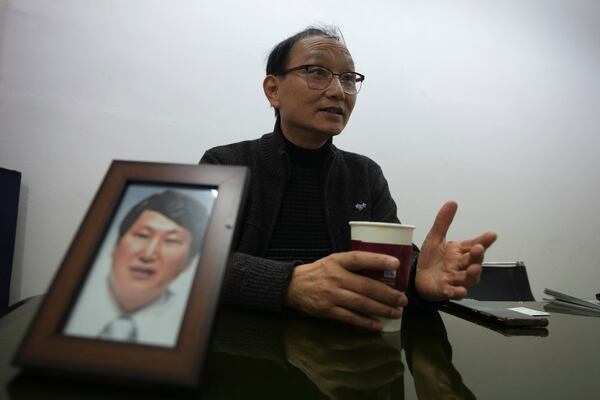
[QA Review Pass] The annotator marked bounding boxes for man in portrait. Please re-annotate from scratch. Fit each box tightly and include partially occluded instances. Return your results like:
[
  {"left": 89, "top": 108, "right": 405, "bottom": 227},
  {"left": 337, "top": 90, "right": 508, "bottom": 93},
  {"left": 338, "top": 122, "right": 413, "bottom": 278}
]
[{"left": 64, "top": 189, "right": 207, "bottom": 347}]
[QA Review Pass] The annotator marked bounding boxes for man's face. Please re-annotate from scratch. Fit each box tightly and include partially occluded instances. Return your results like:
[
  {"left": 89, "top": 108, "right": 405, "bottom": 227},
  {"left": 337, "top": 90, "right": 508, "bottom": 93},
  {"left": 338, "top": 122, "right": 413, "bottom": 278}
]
[
  {"left": 109, "top": 210, "right": 193, "bottom": 311},
  {"left": 269, "top": 36, "right": 357, "bottom": 148}
]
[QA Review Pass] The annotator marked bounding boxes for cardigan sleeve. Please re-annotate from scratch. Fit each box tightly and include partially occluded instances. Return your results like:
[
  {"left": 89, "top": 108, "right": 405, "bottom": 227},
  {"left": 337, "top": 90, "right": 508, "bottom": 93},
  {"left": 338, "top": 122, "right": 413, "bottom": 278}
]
[
  {"left": 367, "top": 159, "right": 401, "bottom": 224},
  {"left": 223, "top": 253, "right": 295, "bottom": 312},
  {"left": 201, "top": 148, "right": 295, "bottom": 312}
]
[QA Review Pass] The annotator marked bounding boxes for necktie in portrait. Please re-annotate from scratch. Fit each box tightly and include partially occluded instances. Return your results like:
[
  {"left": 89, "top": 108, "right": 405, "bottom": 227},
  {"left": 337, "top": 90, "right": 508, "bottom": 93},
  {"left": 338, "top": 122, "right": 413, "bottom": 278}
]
[{"left": 98, "top": 315, "right": 137, "bottom": 342}]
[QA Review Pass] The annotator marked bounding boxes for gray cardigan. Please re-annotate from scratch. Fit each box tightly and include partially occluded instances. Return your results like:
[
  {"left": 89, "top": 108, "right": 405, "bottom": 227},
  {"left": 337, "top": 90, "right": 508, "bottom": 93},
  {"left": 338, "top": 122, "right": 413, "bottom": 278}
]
[{"left": 201, "top": 125, "right": 419, "bottom": 312}]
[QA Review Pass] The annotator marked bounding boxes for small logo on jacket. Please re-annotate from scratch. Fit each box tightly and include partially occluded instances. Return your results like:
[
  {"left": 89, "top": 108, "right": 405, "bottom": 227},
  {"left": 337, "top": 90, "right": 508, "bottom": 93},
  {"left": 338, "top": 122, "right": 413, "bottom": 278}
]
[{"left": 355, "top": 202, "right": 367, "bottom": 211}]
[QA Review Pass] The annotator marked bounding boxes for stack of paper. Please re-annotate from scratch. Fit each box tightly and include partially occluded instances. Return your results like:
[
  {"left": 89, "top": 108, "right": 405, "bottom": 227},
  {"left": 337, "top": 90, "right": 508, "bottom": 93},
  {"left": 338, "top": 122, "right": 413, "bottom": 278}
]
[{"left": 543, "top": 288, "right": 600, "bottom": 317}]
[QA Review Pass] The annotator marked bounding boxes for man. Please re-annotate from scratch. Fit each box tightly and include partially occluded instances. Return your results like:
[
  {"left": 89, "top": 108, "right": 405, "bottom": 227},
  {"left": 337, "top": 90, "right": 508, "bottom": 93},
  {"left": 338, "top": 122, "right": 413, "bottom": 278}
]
[
  {"left": 201, "top": 26, "right": 497, "bottom": 331},
  {"left": 64, "top": 189, "right": 207, "bottom": 346}
]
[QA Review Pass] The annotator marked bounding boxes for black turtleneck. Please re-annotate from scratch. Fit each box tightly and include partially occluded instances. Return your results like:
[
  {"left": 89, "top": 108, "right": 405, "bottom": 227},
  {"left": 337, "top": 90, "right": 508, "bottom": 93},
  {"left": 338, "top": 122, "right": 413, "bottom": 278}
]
[{"left": 265, "top": 131, "right": 333, "bottom": 263}]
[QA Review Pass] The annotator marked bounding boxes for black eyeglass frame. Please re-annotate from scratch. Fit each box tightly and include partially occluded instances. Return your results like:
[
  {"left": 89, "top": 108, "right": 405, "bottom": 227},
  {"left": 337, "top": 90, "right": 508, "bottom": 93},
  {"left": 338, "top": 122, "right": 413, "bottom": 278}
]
[{"left": 274, "top": 64, "right": 365, "bottom": 94}]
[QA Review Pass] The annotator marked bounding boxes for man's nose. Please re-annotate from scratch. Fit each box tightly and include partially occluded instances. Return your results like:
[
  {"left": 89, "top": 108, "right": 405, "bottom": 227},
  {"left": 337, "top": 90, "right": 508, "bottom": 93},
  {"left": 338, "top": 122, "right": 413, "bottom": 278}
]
[
  {"left": 140, "top": 237, "right": 160, "bottom": 260},
  {"left": 324, "top": 75, "right": 345, "bottom": 99}
]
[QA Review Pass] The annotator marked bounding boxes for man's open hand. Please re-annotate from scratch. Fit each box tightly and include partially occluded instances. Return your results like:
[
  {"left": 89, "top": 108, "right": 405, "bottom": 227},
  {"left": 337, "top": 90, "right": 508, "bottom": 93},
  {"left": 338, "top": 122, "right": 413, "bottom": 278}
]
[{"left": 415, "top": 201, "right": 497, "bottom": 302}]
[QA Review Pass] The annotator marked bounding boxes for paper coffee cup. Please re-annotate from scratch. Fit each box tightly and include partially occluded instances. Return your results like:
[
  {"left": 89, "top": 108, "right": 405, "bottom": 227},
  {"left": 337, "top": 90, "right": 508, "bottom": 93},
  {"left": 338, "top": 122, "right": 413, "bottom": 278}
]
[{"left": 349, "top": 221, "right": 415, "bottom": 332}]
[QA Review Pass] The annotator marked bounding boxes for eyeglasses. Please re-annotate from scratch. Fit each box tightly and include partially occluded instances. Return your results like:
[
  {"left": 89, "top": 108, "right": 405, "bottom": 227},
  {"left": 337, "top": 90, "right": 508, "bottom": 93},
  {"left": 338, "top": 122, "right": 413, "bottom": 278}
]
[{"left": 275, "top": 64, "right": 365, "bottom": 95}]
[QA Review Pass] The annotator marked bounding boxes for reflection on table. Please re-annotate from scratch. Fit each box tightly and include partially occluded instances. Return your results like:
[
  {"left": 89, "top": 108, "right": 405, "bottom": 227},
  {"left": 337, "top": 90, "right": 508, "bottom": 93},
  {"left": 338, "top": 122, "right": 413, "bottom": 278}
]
[
  {"left": 209, "top": 308, "right": 405, "bottom": 399},
  {"left": 402, "top": 308, "right": 475, "bottom": 400},
  {"left": 2, "top": 298, "right": 600, "bottom": 399}
]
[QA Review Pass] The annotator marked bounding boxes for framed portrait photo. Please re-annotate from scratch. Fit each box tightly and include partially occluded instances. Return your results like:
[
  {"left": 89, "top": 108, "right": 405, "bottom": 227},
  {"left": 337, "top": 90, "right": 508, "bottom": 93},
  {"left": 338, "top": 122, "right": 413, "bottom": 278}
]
[{"left": 13, "top": 161, "right": 249, "bottom": 387}]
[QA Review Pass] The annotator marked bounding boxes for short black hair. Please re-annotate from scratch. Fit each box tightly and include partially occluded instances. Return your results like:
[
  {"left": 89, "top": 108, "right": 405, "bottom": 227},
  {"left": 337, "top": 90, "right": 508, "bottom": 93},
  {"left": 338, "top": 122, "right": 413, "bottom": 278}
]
[
  {"left": 118, "top": 190, "right": 208, "bottom": 261},
  {"left": 266, "top": 25, "right": 345, "bottom": 117}
]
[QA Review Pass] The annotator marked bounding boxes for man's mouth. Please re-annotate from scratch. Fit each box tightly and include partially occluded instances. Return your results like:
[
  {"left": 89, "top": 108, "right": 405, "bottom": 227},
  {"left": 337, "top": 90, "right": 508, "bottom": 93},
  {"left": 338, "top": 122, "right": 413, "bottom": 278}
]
[
  {"left": 129, "top": 266, "right": 156, "bottom": 280},
  {"left": 319, "top": 107, "right": 344, "bottom": 116}
]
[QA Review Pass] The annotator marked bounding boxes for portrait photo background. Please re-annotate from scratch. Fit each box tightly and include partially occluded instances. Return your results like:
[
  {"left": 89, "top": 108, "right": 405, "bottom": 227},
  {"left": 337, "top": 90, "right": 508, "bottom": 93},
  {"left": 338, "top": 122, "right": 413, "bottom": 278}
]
[{"left": 1, "top": 1, "right": 599, "bottom": 306}]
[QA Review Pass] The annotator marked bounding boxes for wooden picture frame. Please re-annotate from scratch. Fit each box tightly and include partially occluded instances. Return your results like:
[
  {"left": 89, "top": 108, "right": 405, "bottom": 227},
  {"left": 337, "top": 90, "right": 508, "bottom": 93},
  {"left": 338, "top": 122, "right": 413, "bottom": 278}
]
[{"left": 13, "top": 160, "right": 249, "bottom": 387}]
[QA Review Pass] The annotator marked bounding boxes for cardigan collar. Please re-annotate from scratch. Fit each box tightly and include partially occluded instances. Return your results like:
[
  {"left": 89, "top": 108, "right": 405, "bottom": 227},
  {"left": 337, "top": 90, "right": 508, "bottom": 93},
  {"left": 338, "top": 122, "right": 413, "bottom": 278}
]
[
  {"left": 277, "top": 124, "right": 331, "bottom": 167},
  {"left": 255, "top": 119, "right": 345, "bottom": 253},
  {"left": 266, "top": 118, "right": 336, "bottom": 160}
]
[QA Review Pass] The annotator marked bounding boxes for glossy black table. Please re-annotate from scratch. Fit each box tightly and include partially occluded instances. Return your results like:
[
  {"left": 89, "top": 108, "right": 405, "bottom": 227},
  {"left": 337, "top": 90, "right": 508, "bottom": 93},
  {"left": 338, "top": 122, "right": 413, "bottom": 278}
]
[{"left": 1, "top": 297, "right": 599, "bottom": 399}]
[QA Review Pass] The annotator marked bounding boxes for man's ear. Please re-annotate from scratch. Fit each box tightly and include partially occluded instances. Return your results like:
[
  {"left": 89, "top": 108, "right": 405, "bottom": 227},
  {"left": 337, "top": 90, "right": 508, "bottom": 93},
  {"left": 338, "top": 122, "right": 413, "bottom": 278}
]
[{"left": 263, "top": 75, "right": 280, "bottom": 110}]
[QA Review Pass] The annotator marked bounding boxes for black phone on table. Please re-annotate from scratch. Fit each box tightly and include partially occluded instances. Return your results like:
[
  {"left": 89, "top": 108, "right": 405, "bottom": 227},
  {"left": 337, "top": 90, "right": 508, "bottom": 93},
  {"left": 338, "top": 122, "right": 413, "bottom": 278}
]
[{"left": 442, "top": 300, "right": 549, "bottom": 328}]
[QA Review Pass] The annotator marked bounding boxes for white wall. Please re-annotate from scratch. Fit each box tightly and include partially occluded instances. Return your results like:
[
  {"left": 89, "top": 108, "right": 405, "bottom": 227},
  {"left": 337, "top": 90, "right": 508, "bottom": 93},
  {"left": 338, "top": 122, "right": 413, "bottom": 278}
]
[{"left": 1, "top": 0, "right": 599, "bottom": 303}]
